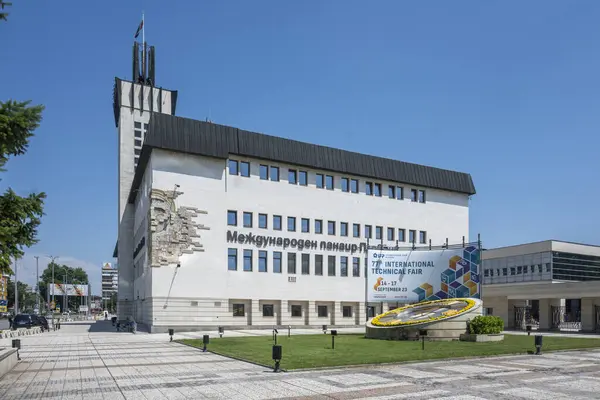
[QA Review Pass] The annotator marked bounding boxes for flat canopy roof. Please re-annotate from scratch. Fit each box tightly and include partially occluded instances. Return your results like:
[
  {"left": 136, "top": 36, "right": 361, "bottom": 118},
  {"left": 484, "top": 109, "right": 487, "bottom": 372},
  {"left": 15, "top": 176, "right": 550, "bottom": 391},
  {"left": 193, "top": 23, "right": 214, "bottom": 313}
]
[{"left": 128, "top": 113, "right": 476, "bottom": 204}]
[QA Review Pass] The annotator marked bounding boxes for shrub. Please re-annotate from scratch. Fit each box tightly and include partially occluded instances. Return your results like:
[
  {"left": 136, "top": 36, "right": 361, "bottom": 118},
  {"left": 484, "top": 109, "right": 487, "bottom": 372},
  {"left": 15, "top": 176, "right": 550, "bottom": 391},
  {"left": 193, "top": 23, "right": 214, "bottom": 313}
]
[{"left": 468, "top": 315, "right": 504, "bottom": 334}]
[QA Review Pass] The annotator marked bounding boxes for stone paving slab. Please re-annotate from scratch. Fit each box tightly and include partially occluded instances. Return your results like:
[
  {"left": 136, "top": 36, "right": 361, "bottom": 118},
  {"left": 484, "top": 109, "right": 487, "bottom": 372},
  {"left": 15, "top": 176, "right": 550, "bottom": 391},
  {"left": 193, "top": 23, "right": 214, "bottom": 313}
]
[{"left": 1, "top": 322, "right": 600, "bottom": 398}]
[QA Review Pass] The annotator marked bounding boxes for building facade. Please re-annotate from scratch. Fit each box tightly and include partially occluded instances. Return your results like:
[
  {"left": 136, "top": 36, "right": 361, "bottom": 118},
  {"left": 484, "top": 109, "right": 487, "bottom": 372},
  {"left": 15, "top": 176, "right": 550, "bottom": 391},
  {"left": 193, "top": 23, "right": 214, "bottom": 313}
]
[
  {"left": 114, "top": 104, "right": 476, "bottom": 332},
  {"left": 482, "top": 240, "right": 600, "bottom": 332},
  {"left": 101, "top": 262, "right": 118, "bottom": 306}
]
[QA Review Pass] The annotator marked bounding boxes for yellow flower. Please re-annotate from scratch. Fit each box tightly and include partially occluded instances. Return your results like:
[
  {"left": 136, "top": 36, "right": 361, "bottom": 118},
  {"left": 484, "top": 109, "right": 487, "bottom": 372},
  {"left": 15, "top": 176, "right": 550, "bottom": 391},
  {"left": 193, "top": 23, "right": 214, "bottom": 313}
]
[{"left": 371, "top": 298, "right": 476, "bottom": 327}]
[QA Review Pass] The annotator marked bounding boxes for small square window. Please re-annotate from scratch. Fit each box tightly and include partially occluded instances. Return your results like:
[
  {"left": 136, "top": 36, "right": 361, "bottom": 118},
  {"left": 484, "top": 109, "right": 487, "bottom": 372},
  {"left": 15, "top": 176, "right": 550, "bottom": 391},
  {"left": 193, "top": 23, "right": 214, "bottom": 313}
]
[
  {"left": 388, "top": 185, "right": 395, "bottom": 199},
  {"left": 411, "top": 189, "right": 418, "bottom": 202},
  {"left": 228, "top": 248, "right": 237, "bottom": 271},
  {"left": 259, "top": 164, "right": 269, "bottom": 180},
  {"left": 134, "top": 139, "right": 142, "bottom": 147},
  {"left": 350, "top": 179, "right": 359, "bottom": 193},
  {"left": 229, "top": 160, "right": 239, "bottom": 175},
  {"left": 262, "top": 304, "right": 274, "bottom": 317},
  {"left": 288, "top": 169, "right": 297, "bottom": 184},
  {"left": 365, "top": 182, "right": 373, "bottom": 195},
  {"left": 325, "top": 175, "right": 334, "bottom": 190},
  {"left": 291, "top": 305, "right": 302, "bottom": 317},
  {"left": 387, "top": 227, "right": 394, "bottom": 241},
  {"left": 317, "top": 305, "right": 328, "bottom": 318},
  {"left": 240, "top": 161, "right": 250, "bottom": 177},
  {"left": 419, "top": 190, "right": 426, "bottom": 203},
  {"left": 301, "top": 218, "right": 310, "bottom": 233},
  {"left": 143, "top": 123, "right": 149, "bottom": 132},
  {"left": 273, "top": 215, "right": 282, "bottom": 230},
  {"left": 375, "top": 226, "right": 383, "bottom": 240},
  {"left": 134, "top": 130, "right": 142, "bottom": 138},
  {"left": 134, "top": 148, "right": 141, "bottom": 156},
  {"left": 315, "top": 219, "right": 323, "bottom": 234},
  {"left": 396, "top": 187, "right": 404, "bottom": 200},
  {"left": 243, "top": 212, "right": 253, "bottom": 228},
  {"left": 316, "top": 174, "right": 324, "bottom": 189},
  {"left": 299, "top": 171, "right": 308, "bottom": 186},
  {"left": 398, "top": 229, "right": 406, "bottom": 242},
  {"left": 374, "top": 183, "right": 382, "bottom": 197},
  {"left": 227, "top": 210, "right": 237, "bottom": 226},
  {"left": 341, "top": 177, "right": 349, "bottom": 192},
  {"left": 340, "top": 222, "right": 348, "bottom": 237},
  {"left": 419, "top": 231, "right": 427, "bottom": 244},
  {"left": 353, "top": 223, "right": 360, "bottom": 238},
  {"left": 243, "top": 249, "right": 253, "bottom": 271},
  {"left": 258, "top": 213, "right": 268, "bottom": 229},
  {"left": 343, "top": 306, "right": 353, "bottom": 318},
  {"left": 328, "top": 221, "right": 336, "bottom": 235},
  {"left": 270, "top": 166, "right": 280, "bottom": 181},
  {"left": 233, "top": 303, "right": 245, "bottom": 316},
  {"left": 287, "top": 216, "right": 296, "bottom": 232},
  {"left": 134, "top": 121, "right": 142, "bottom": 129}
]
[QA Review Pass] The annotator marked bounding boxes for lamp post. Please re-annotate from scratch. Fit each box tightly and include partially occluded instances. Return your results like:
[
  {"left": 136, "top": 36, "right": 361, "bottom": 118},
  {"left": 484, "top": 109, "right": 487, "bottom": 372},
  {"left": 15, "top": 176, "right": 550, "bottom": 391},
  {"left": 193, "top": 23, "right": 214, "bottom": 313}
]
[
  {"left": 34, "top": 256, "right": 40, "bottom": 314},
  {"left": 14, "top": 256, "right": 18, "bottom": 315}
]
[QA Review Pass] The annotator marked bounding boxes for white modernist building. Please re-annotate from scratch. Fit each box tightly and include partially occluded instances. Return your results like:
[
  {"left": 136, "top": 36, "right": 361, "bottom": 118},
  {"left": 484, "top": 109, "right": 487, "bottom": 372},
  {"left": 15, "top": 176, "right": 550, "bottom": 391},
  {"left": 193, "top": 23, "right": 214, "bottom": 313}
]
[{"left": 112, "top": 50, "right": 476, "bottom": 332}]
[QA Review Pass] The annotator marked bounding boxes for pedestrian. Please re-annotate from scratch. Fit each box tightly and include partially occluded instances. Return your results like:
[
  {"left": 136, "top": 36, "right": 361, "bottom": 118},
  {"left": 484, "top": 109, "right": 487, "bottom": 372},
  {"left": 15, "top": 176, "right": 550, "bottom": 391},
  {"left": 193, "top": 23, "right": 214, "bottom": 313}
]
[{"left": 7, "top": 315, "right": 12, "bottom": 330}]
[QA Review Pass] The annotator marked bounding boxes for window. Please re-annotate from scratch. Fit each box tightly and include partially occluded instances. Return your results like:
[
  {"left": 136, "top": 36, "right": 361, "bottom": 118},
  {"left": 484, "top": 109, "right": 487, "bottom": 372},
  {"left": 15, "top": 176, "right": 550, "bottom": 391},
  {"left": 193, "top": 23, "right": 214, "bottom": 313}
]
[
  {"left": 350, "top": 179, "right": 359, "bottom": 193},
  {"left": 318, "top": 306, "right": 328, "bottom": 318},
  {"left": 328, "top": 255, "right": 336, "bottom": 276},
  {"left": 241, "top": 250, "right": 251, "bottom": 272},
  {"left": 375, "top": 226, "right": 383, "bottom": 240},
  {"left": 328, "top": 221, "right": 336, "bottom": 235},
  {"left": 315, "top": 255, "right": 323, "bottom": 275},
  {"left": 411, "top": 189, "right": 418, "bottom": 202},
  {"left": 287, "top": 253, "right": 296, "bottom": 274},
  {"left": 546, "top": 263, "right": 551, "bottom": 273},
  {"left": 409, "top": 230, "right": 416, "bottom": 244},
  {"left": 341, "top": 256, "right": 348, "bottom": 277},
  {"left": 388, "top": 185, "right": 395, "bottom": 199},
  {"left": 228, "top": 248, "right": 237, "bottom": 271},
  {"left": 510, "top": 267, "right": 515, "bottom": 276},
  {"left": 316, "top": 174, "right": 324, "bottom": 188},
  {"left": 288, "top": 216, "right": 296, "bottom": 232},
  {"left": 259, "top": 213, "right": 268, "bottom": 229},
  {"left": 398, "top": 229, "right": 406, "bottom": 242},
  {"left": 243, "top": 212, "right": 253, "bottom": 228},
  {"left": 134, "top": 121, "right": 142, "bottom": 129},
  {"left": 259, "top": 250, "right": 267, "bottom": 272},
  {"left": 240, "top": 161, "right": 250, "bottom": 177},
  {"left": 273, "top": 252, "right": 282, "bottom": 273},
  {"left": 325, "top": 175, "right": 334, "bottom": 190},
  {"left": 291, "top": 305, "right": 302, "bottom": 317},
  {"left": 366, "top": 182, "right": 373, "bottom": 195},
  {"left": 387, "top": 227, "right": 394, "bottom": 241},
  {"left": 315, "top": 219, "right": 323, "bottom": 234},
  {"left": 299, "top": 171, "right": 308, "bottom": 186},
  {"left": 228, "top": 160, "right": 239, "bottom": 175},
  {"left": 288, "top": 169, "right": 297, "bottom": 184},
  {"left": 273, "top": 215, "right": 282, "bottom": 230},
  {"left": 340, "top": 222, "right": 348, "bottom": 237},
  {"left": 517, "top": 266, "right": 522, "bottom": 275},
  {"left": 262, "top": 304, "right": 274, "bottom": 317},
  {"left": 352, "top": 257, "right": 360, "bottom": 277},
  {"left": 343, "top": 306, "right": 353, "bottom": 318},
  {"left": 374, "top": 183, "right": 382, "bottom": 197},
  {"left": 134, "top": 139, "right": 142, "bottom": 147},
  {"left": 396, "top": 186, "right": 404, "bottom": 200},
  {"left": 259, "top": 164, "right": 269, "bottom": 180},
  {"left": 134, "top": 148, "right": 141, "bottom": 156},
  {"left": 353, "top": 223, "right": 360, "bottom": 238},
  {"left": 301, "top": 218, "right": 310, "bottom": 233},
  {"left": 341, "top": 177, "right": 349, "bottom": 192},
  {"left": 419, "top": 231, "right": 427, "bottom": 244},
  {"left": 419, "top": 190, "right": 426, "bottom": 203},
  {"left": 134, "top": 130, "right": 142, "bottom": 138},
  {"left": 301, "top": 254, "right": 310, "bottom": 275},
  {"left": 233, "top": 304, "right": 245, "bottom": 317},
  {"left": 227, "top": 210, "right": 237, "bottom": 226},
  {"left": 365, "top": 225, "right": 372, "bottom": 239},
  {"left": 270, "top": 166, "right": 280, "bottom": 181},
  {"left": 523, "top": 265, "right": 528, "bottom": 274}
]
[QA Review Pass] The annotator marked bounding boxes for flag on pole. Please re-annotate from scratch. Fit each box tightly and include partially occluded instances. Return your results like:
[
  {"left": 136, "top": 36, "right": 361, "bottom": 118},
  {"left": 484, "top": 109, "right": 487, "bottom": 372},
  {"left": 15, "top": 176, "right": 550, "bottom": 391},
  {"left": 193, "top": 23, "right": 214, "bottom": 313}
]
[{"left": 134, "top": 20, "right": 144, "bottom": 38}]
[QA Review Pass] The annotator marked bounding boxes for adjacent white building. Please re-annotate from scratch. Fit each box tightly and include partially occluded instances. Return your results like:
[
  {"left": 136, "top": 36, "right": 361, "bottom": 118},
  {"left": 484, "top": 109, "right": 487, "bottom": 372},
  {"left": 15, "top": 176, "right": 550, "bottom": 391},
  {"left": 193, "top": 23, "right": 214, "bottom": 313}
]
[{"left": 113, "top": 90, "right": 476, "bottom": 332}]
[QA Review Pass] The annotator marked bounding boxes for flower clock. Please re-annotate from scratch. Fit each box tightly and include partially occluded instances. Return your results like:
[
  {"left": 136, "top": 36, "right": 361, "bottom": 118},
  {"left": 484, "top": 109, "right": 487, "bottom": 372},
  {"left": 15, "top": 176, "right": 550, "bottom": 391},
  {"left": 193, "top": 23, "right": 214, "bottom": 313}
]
[{"left": 371, "top": 298, "right": 477, "bottom": 327}]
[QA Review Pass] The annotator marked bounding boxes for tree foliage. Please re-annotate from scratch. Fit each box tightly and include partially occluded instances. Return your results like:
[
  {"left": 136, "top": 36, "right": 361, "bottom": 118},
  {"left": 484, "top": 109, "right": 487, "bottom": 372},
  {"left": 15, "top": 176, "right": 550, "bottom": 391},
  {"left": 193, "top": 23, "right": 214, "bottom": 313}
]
[
  {"left": 0, "top": 1, "right": 11, "bottom": 22},
  {"left": 38, "top": 262, "right": 90, "bottom": 311},
  {"left": 0, "top": 100, "right": 46, "bottom": 275}
]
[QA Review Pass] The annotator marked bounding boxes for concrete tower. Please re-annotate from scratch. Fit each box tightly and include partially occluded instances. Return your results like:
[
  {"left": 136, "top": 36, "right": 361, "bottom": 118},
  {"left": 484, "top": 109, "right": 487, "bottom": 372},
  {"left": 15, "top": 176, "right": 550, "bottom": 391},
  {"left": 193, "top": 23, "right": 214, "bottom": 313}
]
[{"left": 112, "top": 41, "right": 178, "bottom": 319}]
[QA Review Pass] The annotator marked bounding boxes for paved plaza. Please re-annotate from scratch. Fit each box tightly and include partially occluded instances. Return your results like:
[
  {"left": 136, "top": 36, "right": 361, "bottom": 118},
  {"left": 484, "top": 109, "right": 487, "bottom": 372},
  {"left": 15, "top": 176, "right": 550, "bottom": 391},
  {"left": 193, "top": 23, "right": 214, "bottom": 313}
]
[{"left": 1, "top": 322, "right": 600, "bottom": 399}]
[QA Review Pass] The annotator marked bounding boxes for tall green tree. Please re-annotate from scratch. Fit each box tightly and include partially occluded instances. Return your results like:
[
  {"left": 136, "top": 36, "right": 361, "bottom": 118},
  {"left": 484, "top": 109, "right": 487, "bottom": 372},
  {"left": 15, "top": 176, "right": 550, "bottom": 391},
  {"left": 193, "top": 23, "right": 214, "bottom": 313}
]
[
  {"left": 39, "top": 262, "right": 89, "bottom": 312},
  {"left": 0, "top": 1, "right": 11, "bottom": 21}
]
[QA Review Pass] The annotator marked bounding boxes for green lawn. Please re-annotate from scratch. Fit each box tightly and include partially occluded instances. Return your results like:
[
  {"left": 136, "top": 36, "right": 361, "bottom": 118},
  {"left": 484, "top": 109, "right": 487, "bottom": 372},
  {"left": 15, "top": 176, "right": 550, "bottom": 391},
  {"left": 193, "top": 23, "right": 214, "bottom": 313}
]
[{"left": 180, "top": 333, "right": 600, "bottom": 370}]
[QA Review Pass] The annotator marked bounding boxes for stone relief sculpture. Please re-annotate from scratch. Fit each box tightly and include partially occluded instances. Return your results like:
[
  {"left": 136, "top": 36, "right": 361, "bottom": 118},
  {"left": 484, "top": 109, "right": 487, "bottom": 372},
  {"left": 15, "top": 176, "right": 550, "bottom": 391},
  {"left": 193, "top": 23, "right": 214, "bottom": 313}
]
[{"left": 148, "top": 188, "right": 210, "bottom": 267}]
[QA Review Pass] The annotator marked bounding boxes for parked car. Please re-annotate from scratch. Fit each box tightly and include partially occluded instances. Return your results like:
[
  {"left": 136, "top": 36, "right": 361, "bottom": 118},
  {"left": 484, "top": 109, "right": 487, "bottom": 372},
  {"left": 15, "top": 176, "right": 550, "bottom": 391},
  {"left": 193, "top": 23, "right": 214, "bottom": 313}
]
[
  {"left": 12, "top": 314, "right": 34, "bottom": 329},
  {"left": 37, "top": 315, "right": 49, "bottom": 331}
]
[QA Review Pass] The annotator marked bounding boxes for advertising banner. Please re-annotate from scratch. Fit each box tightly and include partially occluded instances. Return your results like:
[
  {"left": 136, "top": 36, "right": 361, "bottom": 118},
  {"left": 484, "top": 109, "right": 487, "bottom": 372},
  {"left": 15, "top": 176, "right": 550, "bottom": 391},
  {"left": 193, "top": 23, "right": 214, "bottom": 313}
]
[
  {"left": 50, "top": 283, "right": 89, "bottom": 296},
  {"left": 0, "top": 276, "right": 7, "bottom": 313},
  {"left": 367, "top": 246, "right": 480, "bottom": 302}
]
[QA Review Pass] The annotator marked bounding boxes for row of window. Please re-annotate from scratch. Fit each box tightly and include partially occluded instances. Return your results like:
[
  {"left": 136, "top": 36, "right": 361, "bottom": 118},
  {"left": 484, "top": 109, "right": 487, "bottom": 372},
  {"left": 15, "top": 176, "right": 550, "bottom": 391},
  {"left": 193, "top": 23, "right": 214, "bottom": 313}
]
[
  {"left": 484, "top": 263, "right": 551, "bottom": 277},
  {"left": 228, "top": 159, "right": 427, "bottom": 203},
  {"left": 133, "top": 121, "right": 149, "bottom": 168},
  {"left": 228, "top": 249, "right": 363, "bottom": 277},
  {"left": 227, "top": 210, "right": 428, "bottom": 244},
  {"left": 232, "top": 303, "right": 354, "bottom": 318}
]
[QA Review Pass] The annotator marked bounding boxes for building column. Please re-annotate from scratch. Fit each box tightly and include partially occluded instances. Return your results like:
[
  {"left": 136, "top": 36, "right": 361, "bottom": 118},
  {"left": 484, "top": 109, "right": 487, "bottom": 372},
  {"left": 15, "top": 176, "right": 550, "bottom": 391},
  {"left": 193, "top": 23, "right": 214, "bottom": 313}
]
[
  {"left": 507, "top": 299, "right": 528, "bottom": 330},
  {"left": 357, "top": 302, "right": 366, "bottom": 325},
  {"left": 307, "top": 300, "right": 316, "bottom": 326},
  {"left": 280, "top": 300, "right": 289, "bottom": 327},
  {"left": 581, "top": 298, "right": 595, "bottom": 332},
  {"left": 250, "top": 299, "right": 259, "bottom": 326},
  {"left": 539, "top": 298, "right": 564, "bottom": 330},
  {"left": 332, "top": 302, "right": 342, "bottom": 326}
]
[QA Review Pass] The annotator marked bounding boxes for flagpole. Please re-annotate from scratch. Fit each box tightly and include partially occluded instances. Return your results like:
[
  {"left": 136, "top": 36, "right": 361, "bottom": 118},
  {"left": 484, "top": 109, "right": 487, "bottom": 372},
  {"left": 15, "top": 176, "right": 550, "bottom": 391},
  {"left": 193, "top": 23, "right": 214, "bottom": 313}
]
[{"left": 142, "top": 12, "right": 145, "bottom": 46}]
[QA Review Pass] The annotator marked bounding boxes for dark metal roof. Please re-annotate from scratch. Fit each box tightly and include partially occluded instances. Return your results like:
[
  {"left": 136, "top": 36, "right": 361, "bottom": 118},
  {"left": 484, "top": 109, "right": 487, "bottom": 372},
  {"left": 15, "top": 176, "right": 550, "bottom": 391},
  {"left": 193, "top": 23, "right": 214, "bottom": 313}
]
[{"left": 128, "top": 113, "right": 476, "bottom": 204}]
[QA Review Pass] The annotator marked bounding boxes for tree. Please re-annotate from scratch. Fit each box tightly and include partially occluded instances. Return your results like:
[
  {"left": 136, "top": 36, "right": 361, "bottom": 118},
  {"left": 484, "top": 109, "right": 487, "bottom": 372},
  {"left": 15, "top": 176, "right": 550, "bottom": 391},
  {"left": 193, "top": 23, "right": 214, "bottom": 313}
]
[
  {"left": 39, "top": 262, "right": 89, "bottom": 312},
  {"left": 0, "top": 2, "right": 11, "bottom": 22},
  {"left": 6, "top": 277, "right": 33, "bottom": 311},
  {"left": 0, "top": 101, "right": 47, "bottom": 275}
]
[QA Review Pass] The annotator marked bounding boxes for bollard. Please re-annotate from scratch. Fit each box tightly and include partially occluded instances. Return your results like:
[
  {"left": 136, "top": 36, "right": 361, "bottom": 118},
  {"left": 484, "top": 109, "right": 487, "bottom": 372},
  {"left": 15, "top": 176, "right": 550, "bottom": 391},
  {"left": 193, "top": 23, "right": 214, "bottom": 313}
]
[
  {"left": 331, "top": 329, "right": 337, "bottom": 349},
  {"left": 419, "top": 329, "right": 428, "bottom": 351},
  {"left": 322, "top": 324, "right": 327, "bottom": 334},
  {"left": 202, "top": 334, "right": 209, "bottom": 352},
  {"left": 534, "top": 334, "right": 543, "bottom": 355},
  {"left": 12, "top": 339, "right": 21, "bottom": 361},
  {"left": 168, "top": 328, "right": 174, "bottom": 342},
  {"left": 218, "top": 326, "right": 224, "bottom": 338},
  {"left": 288, "top": 325, "right": 291, "bottom": 338},
  {"left": 272, "top": 345, "right": 282, "bottom": 372},
  {"left": 526, "top": 325, "right": 532, "bottom": 336}
]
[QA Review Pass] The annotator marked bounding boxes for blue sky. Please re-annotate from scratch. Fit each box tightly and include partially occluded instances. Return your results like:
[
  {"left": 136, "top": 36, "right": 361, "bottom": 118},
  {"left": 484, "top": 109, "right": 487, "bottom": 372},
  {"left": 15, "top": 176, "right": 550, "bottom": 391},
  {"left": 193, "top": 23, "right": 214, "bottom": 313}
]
[{"left": 1, "top": 1, "right": 599, "bottom": 294}]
